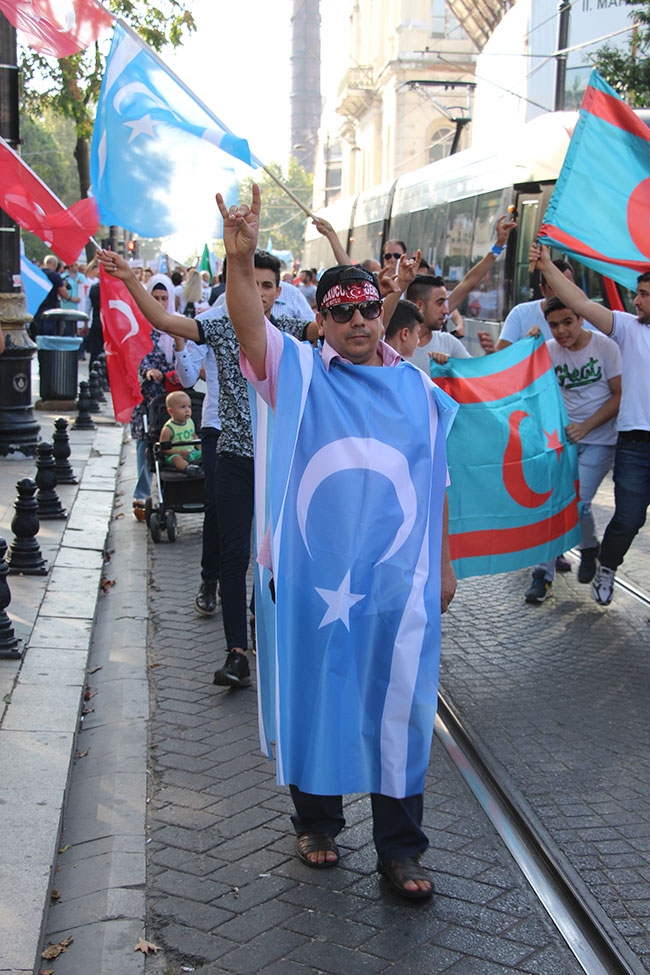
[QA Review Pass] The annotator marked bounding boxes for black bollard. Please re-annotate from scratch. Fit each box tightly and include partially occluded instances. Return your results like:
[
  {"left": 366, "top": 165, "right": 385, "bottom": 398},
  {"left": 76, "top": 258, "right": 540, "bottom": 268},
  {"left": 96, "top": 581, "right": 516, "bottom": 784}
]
[
  {"left": 89, "top": 365, "right": 106, "bottom": 405},
  {"left": 35, "top": 442, "right": 67, "bottom": 520},
  {"left": 0, "top": 538, "right": 22, "bottom": 658},
  {"left": 52, "top": 417, "right": 78, "bottom": 484},
  {"left": 73, "top": 382, "right": 96, "bottom": 431},
  {"left": 85, "top": 374, "right": 101, "bottom": 413},
  {"left": 7, "top": 478, "right": 49, "bottom": 576},
  {"left": 96, "top": 353, "right": 110, "bottom": 392}
]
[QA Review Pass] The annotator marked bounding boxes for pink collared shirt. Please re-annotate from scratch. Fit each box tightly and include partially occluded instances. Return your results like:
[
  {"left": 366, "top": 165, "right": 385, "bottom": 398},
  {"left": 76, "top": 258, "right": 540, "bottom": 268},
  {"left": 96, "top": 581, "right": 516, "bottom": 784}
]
[{"left": 239, "top": 318, "right": 401, "bottom": 409}]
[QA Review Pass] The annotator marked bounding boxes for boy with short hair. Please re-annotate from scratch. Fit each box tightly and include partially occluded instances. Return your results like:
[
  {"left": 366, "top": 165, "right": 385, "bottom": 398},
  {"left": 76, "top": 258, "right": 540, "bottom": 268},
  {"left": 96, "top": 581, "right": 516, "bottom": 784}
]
[
  {"left": 524, "top": 296, "right": 622, "bottom": 602},
  {"left": 160, "top": 391, "right": 202, "bottom": 476}
]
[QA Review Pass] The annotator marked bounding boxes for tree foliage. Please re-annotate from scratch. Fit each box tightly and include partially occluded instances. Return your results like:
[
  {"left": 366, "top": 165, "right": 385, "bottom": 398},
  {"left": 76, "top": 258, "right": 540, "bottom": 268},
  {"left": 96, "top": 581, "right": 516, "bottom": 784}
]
[
  {"left": 592, "top": 1, "right": 650, "bottom": 107},
  {"left": 241, "top": 159, "right": 314, "bottom": 263}
]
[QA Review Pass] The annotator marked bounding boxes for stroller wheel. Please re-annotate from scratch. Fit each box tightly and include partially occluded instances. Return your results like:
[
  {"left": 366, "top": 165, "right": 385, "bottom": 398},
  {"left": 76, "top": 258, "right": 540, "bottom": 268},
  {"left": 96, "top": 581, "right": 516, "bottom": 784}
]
[
  {"left": 150, "top": 512, "right": 161, "bottom": 543},
  {"left": 166, "top": 512, "right": 177, "bottom": 542},
  {"left": 145, "top": 496, "right": 153, "bottom": 527}
]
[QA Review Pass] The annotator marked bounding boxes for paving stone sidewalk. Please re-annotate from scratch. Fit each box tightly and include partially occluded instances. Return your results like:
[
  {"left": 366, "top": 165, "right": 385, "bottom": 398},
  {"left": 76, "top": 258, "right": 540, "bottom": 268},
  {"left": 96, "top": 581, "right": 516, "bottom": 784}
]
[{"left": 140, "top": 516, "right": 581, "bottom": 975}]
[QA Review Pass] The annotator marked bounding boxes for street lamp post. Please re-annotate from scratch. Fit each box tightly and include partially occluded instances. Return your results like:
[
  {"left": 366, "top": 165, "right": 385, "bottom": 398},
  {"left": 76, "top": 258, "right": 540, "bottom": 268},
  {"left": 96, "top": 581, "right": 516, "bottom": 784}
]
[{"left": 0, "top": 12, "right": 40, "bottom": 457}]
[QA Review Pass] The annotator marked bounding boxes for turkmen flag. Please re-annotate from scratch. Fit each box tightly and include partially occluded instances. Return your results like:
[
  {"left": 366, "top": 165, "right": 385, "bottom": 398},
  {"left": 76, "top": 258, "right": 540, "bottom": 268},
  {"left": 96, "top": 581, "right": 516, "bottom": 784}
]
[{"left": 430, "top": 336, "right": 580, "bottom": 580}]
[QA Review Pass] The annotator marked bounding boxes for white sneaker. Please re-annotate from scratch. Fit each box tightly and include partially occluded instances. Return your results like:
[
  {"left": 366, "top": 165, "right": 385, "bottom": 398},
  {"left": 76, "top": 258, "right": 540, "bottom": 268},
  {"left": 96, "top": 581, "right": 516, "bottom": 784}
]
[{"left": 592, "top": 565, "right": 616, "bottom": 606}]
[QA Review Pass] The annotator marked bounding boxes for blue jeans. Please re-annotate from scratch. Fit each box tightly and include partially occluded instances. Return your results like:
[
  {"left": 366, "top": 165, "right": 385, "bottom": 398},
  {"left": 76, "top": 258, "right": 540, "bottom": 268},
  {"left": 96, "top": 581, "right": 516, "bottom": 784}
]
[
  {"left": 215, "top": 453, "right": 254, "bottom": 651},
  {"left": 133, "top": 439, "right": 151, "bottom": 501},
  {"left": 599, "top": 438, "right": 650, "bottom": 570},
  {"left": 535, "top": 441, "right": 615, "bottom": 581},
  {"left": 200, "top": 427, "right": 220, "bottom": 582}
]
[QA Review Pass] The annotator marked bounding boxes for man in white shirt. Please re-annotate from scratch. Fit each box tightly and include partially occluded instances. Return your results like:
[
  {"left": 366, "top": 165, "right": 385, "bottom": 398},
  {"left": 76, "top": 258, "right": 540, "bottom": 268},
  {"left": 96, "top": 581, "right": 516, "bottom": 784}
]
[
  {"left": 531, "top": 244, "right": 650, "bottom": 606},
  {"left": 405, "top": 274, "right": 471, "bottom": 372}
]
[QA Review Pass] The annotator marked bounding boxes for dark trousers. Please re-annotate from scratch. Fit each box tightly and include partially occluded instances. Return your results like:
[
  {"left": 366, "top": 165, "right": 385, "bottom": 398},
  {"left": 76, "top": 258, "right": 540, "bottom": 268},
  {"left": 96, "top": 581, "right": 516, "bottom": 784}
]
[
  {"left": 215, "top": 452, "right": 254, "bottom": 651},
  {"left": 200, "top": 427, "right": 221, "bottom": 582},
  {"left": 600, "top": 438, "right": 650, "bottom": 570},
  {"left": 289, "top": 785, "right": 428, "bottom": 860}
]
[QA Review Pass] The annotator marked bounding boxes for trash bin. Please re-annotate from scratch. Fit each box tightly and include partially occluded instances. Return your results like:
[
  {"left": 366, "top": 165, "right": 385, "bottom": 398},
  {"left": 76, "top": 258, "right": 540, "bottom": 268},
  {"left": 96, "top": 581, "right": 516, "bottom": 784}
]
[
  {"left": 40, "top": 308, "right": 89, "bottom": 338},
  {"left": 36, "top": 336, "right": 84, "bottom": 400}
]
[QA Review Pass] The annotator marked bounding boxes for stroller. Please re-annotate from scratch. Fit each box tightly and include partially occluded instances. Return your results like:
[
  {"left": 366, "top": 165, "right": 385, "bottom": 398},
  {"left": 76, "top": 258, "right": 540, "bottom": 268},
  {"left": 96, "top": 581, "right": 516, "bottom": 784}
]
[{"left": 144, "top": 389, "right": 205, "bottom": 543}]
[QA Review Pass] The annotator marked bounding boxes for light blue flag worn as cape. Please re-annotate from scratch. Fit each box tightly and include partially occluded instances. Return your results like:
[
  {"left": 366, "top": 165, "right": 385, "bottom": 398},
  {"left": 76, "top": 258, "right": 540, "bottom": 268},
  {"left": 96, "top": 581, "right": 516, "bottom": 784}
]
[{"left": 250, "top": 334, "right": 457, "bottom": 799}]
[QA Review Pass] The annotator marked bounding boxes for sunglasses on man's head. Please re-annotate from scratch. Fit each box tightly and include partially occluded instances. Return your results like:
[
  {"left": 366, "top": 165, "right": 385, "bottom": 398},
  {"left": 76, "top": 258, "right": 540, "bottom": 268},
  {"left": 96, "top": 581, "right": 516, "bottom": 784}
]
[
  {"left": 322, "top": 300, "right": 382, "bottom": 324},
  {"left": 383, "top": 252, "right": 403, "bottom": 262}
]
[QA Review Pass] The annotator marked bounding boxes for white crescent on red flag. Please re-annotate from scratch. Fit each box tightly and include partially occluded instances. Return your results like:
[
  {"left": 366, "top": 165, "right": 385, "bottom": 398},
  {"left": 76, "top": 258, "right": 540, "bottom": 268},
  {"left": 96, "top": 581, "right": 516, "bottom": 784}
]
[
  {"left": 0, "top": 136, "right": 99, "bottom": 264},
  {"left": 99, "top": 267, "right": 155, "bottom": 424},
  {"left": 0, "top": 0, "right": 113, "bottom": 58}
]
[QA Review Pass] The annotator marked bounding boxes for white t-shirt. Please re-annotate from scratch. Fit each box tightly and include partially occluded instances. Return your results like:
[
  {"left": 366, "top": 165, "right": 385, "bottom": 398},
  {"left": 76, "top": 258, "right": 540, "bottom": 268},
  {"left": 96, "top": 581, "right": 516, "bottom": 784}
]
[
  {"left": 546, "top": 330, "right": 621, "bottom": 445},
  {"left": 500, "top": 298, "right": 598, "bottom": 345},
  {"left": 499, "top": 300, "right": 551, "bottom": 344},
  {"left": 610, "top": 311, "right": 650, "bottom": 431},
  {"left": 408, "top": 331, "right": 470, "bottom": 373}
]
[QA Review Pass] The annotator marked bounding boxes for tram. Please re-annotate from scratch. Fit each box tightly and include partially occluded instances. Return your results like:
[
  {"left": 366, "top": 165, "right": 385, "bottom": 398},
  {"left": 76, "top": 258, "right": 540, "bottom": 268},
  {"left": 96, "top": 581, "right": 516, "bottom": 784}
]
[{"left": 303, "top": 112, "right": 634, "bottom": 354}]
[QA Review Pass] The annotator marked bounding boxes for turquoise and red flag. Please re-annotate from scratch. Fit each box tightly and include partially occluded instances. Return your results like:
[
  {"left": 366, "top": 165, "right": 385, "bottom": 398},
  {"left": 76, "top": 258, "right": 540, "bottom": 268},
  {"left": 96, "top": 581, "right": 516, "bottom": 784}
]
[
  {"left": 538, "top": 69, "right": 650, "bottom": 292},
  {"left": 430, "top": 336, "right": 580, "bottom": 580}
]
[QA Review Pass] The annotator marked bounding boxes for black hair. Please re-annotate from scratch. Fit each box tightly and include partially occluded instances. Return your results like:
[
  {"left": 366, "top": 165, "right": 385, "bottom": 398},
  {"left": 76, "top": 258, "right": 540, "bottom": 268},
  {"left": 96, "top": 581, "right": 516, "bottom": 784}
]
[
  {"left": 384, "top": 299, "right": 423, "bottom": 341},
  {"left": 405, "top": 274, "right": 446, "bottom": 304},
  {"left": 254, "top": 250, "right": 281, "bottom": 286}
]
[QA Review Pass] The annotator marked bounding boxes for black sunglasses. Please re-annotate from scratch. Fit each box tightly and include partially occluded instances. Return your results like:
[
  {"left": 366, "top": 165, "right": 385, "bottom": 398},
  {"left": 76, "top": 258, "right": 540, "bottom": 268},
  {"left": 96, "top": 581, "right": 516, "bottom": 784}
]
[
  {"left": 323, "top": 300, "right": 382, "bottom": 324},
  {"left": 383, "top": 251, "right": 403, "bottom": 262}
]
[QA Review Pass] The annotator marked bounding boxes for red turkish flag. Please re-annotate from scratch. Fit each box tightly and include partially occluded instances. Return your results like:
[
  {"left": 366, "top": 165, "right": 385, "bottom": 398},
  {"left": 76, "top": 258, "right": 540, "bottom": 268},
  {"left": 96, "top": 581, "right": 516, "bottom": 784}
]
[
  {"left": 0, "top": 0, "right": 113, "bottom": 58},
  {"left": 99, "top": 267, "right": 155, "bottom": 424},
  {"left": 0, "top": 136, "right": 99, "bottom": 264}
]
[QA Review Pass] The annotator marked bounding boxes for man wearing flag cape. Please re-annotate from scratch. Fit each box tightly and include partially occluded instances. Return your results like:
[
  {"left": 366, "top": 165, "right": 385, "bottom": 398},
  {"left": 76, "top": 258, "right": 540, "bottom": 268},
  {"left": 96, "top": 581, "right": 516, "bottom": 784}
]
[{"left": 216, "top": 185, "right": 458, "bottom": 900}]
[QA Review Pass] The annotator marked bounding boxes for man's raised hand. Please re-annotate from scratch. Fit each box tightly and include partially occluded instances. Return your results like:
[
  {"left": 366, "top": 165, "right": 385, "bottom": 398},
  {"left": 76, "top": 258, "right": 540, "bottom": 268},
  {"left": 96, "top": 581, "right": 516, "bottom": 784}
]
[{"left": 216, "top": 183, "right": 261, "bottom": 259}]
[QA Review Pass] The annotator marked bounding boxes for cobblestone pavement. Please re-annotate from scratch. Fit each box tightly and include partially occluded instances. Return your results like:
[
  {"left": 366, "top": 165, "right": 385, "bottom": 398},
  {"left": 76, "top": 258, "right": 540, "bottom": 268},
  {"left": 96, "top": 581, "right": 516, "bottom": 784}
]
[
  {"left": 441, "top": 474, "right": 650, "bottom": 974},
  {"left": 144, "top": 515, "right": 583, "bottom": 975}
]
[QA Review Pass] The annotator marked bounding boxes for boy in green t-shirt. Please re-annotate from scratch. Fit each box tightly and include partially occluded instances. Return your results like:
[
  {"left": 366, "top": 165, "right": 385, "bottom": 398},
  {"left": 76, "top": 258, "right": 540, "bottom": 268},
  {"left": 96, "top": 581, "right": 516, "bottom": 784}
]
[{"left": 160, "top": 391, "right": 202, "bottom": 476}]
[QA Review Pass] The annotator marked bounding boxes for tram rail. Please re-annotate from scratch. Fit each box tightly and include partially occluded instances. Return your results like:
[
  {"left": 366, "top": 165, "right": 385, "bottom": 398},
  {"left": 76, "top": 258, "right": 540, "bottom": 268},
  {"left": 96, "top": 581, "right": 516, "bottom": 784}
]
[{"left": 436, "top": 571, "right": 650, "bottom": 975}]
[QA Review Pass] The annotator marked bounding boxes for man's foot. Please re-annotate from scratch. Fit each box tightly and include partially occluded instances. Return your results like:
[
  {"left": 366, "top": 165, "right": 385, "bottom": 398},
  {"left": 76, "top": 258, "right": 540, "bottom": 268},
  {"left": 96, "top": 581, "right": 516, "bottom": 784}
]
[
  {"left": 377, "top": 856, "right": 434, "bottom": 899},
  {"left": 213, "top": 649, "right": 251, "bottom": 687},
  {"left": 296, "top": 832, "right": 339, "bottom": 869},
  {"left": 577, "top": 545, "right": 599, "bottom": 584},
  {"left": 524, "top": 569, "right": 553, "bottom": 604},
  {"left": 195, "top": 580, "right": 218, "bottom": 616},
  {"left": 555, "top": 555, "right": 572, "bottom": 573},
  {"left": 592, "top": 565, "right": 616, "bottom": 606}
]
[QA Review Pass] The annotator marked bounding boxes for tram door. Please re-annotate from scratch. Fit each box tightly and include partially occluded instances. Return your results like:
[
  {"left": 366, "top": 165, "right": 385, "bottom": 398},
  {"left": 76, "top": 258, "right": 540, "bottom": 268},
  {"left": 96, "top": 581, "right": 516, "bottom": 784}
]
[{"left": 511, "top": 193, "right": 545, "bottom": 311}]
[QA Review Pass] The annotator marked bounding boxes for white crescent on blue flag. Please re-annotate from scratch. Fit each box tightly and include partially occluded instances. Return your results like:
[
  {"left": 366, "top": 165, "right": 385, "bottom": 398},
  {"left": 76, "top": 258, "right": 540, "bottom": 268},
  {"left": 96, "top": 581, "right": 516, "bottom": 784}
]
[
  {"left": 20, "top": 252, "right": 52, "bottom": 315},
  {"left": 250, "top": 334, "right": 457, "bottom": 799},
  {"left": 90, "top": 23, "right": 256, "bottom": 239}
]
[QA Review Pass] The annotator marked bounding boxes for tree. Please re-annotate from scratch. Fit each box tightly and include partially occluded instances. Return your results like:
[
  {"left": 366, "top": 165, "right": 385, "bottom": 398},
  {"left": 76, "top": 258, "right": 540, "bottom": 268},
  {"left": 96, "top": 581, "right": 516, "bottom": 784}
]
[
  {"left": 19, "top": 2, "right": 196, "bottom": 223},
  {"left": 592, "top": 1, "right": 650, "bottom": 106},
  {"left": 241, "top": 159, "right": 314, "bottom": 263}
]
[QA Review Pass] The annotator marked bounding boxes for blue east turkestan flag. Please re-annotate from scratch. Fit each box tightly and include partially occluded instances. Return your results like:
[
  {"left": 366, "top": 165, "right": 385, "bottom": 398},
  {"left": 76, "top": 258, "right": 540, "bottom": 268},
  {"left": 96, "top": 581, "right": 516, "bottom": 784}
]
[
  {"left": 90, "top": 23, "right": 256, "bottom": 239},
  {"left": 250, "top": 334, "right": 457, "bottom": 799},
  {"left": 430, "top": 336, "right": 581, "bottom": 580},
  {"left": 20, "top": 252, "right": 52, "bottom": 315},
  {"left": 539, "top": 69, "right": 650, "bottom": 291}
]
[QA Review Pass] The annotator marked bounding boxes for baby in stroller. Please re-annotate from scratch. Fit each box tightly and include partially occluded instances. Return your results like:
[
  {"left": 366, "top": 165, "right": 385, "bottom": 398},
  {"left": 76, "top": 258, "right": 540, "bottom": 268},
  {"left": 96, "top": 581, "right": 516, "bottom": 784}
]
[{"left": 159, "top": 390, "right": 202, "bottom": 476}]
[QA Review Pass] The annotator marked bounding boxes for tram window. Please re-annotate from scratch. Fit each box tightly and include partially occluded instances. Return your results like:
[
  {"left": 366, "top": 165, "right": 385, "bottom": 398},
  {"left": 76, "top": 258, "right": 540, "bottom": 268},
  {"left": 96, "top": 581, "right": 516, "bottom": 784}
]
[
  {"left": 408, "top": 211, "right": 427, "bottom": 257},
  {"left": 424, "top": 205, "right": 448, "bottom": 274},
  {"left": 465, "top": 190, "right": 509, "bottom": 321},
  {"left": 564, "top": 257, "right": 607, "bottom": 306},
  {"left": 514, "top": 199, "right": 541, "bottom": 308},
  {"left": 443, "top": 198, "right": 475, "bottom": 284}
]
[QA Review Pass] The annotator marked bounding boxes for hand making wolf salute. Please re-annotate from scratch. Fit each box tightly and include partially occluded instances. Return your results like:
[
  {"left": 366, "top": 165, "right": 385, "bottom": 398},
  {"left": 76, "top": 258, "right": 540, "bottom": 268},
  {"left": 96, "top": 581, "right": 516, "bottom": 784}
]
[{"left": 217, "top": 184, "right": 458, "bottom": 900}]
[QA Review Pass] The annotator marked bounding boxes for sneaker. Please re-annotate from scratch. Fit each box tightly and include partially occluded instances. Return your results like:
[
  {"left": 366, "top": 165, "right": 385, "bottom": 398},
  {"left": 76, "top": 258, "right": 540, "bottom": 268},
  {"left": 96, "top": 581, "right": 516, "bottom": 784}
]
[
  {"left": 185, "top": 463, "right": 201, "bottom": 477},
  {"left": 555, "top": 555, "right": 572, "bottom": 573},
  {"left": 592, "top": 565, "right": 615, "bottom": 606},
  {"left": 195, "top": 580, "right": 217, "bottom": 616},
  {"left": 577, "top": 545, "right": 599, "bottom": 584},
  {"left": 524, "top": 569, "right": 553, "bottom": 604},
  {"left": 213, "top": 650, "right": 251, "bottom": 688}
]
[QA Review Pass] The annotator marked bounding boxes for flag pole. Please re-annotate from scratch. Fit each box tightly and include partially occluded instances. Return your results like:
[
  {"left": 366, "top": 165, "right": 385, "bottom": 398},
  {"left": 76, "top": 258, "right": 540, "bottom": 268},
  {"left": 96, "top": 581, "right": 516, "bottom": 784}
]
[{"left": 116, "top": 19, "right": 317, "bottom": 221}]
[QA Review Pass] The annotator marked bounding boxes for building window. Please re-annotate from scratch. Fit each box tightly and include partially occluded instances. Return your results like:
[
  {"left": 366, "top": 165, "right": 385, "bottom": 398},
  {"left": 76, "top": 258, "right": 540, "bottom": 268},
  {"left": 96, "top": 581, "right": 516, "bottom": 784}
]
[{"left": 428, "top": 125, "right": 454, "bottom": 163}]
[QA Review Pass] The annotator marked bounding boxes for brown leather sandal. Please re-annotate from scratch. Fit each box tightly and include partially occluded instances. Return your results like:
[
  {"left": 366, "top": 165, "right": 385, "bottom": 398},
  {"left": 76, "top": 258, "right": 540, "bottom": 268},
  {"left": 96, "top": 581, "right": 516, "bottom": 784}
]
[
  {"left": 377, "top": 856, "right": 434, "bottom": 899},
  {"left": 296, "top": 832, "right": 340, "bottom": 869}
]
